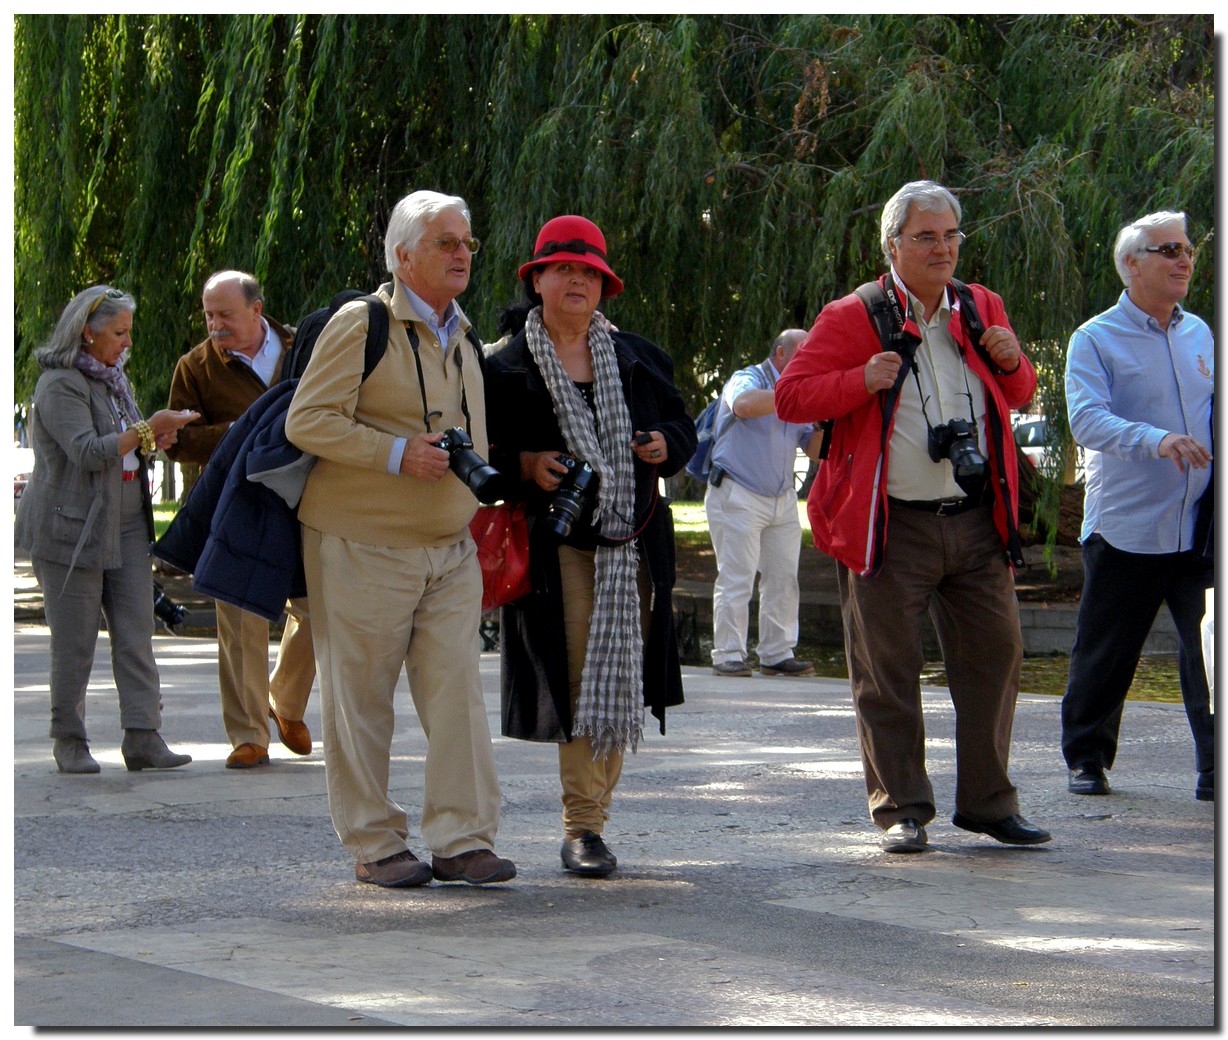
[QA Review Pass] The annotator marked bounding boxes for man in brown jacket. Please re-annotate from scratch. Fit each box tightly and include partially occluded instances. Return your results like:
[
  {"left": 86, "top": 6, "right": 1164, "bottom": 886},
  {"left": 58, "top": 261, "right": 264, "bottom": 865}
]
[{"left": 166, "top": 270, "right": 316, "bottom": 769}]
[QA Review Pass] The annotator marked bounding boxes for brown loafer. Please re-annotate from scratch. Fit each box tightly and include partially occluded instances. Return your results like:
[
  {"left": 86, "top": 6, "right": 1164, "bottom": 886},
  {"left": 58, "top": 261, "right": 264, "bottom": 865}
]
[
  {"left": 356, "top": 850, "right": 434, "bottom": 888},
  {"left": 431, "top": 848, "right": 516, "bottom": 885},
  {"left": 269, "top": 708, "right": 312, "bottom": 755},
  {"left": 225, "top": 742, "right": 269, "bottom": 769}
]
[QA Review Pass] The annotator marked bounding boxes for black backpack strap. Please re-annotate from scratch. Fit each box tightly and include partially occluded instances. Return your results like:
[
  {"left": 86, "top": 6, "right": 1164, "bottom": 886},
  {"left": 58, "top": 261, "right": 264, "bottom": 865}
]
[
  {"left": 950, "top": 278, "right": 1004, "bottom": 375},
  {"left": 854, "top": 281, "right": 898, "bottom": 354},
  {"left": 361, "top": 295, "right": 389, "bottom": 382}
]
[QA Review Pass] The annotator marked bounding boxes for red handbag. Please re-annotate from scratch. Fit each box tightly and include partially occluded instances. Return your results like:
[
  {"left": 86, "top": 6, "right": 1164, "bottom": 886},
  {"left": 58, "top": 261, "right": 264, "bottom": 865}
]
[{"left": 469, "top": 502, "right": 531, "bottom": 613}]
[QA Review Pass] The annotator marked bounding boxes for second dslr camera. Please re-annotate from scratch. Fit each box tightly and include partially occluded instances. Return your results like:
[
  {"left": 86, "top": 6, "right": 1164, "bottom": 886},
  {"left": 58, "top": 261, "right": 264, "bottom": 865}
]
[{"left": 545, "top": 455, "right": 598, "bottom": 538}]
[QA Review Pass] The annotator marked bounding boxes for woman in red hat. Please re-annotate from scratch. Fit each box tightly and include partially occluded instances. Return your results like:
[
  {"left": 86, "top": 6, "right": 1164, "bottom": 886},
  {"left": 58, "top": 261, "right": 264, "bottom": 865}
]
[{"left": 485, "top": 215, "right": 697, "bottom": 877}]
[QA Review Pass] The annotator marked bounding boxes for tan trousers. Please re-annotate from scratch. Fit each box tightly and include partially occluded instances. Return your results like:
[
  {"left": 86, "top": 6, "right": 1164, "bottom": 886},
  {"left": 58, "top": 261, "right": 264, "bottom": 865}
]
[
  {"left": 302, "top": 525, "right": 502, "bottom": 864},
  {"left": 556, "top": 544, "right": 651, "bottom": 838},
  {"left": 215, "top": 596, "right": 315, "bottom": 749}
]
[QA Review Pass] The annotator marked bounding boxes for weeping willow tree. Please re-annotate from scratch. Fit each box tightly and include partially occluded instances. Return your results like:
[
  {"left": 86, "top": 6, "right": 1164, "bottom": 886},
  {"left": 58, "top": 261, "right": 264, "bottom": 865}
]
[{"left": 14, "top": 13, "right": 1213, "bottom": 542}]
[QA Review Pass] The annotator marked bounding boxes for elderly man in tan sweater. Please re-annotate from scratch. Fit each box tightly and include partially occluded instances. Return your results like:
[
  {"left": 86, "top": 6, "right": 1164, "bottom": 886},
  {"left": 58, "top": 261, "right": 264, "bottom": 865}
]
[{"left": 286, "top": 189, "right": 515, "bottom": 890}]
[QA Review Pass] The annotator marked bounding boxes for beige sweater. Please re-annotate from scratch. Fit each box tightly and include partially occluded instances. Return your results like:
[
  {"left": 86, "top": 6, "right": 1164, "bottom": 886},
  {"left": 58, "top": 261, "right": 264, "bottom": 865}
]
[{"left": 285, "top": 280, "right": 487, "bottom": 548}]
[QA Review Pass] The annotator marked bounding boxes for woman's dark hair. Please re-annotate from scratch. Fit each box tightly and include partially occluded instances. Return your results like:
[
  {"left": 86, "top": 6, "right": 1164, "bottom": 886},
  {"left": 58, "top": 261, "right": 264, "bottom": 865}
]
[{"left": 495, "top": 275, "right": 544, "bottom": 338}]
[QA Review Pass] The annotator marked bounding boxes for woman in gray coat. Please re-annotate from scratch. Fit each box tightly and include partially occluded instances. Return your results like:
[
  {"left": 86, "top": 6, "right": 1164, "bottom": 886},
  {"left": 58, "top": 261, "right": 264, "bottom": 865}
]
[{"left": 16, "top": 286, "right": 199, "bottom": 773}]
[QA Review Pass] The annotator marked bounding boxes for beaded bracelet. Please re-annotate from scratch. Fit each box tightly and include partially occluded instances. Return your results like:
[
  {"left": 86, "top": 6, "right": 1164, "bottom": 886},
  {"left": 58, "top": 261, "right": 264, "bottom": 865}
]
[{"left": 133, "top": 419, "right": 157, "bottom": 456}]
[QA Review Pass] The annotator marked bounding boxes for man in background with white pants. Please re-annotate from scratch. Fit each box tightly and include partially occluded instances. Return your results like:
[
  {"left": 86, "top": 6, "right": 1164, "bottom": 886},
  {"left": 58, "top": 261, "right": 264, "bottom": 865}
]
[{"left": 705, "top": 329, "right": 821, "bottom": 677}]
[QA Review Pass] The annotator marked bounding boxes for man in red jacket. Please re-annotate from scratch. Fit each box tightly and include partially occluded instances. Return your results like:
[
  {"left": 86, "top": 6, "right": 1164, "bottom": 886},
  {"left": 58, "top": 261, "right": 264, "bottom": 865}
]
[{"left": 776, "top": 180, "right": 1051, "bottom": 854}]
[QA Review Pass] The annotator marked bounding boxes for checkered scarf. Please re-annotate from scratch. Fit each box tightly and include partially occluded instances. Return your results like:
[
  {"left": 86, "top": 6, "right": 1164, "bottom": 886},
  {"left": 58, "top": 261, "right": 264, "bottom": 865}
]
[{"left": 525, "top": 306, "right": 643, "bottom": 756}]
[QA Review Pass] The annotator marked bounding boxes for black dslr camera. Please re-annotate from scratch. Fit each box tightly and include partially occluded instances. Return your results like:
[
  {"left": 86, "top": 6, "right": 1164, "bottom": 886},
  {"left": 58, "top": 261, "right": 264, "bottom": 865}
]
[
  {"left": 152, "top": 581, "right": 188, "bottom": 632},
  {"left": 437, "top": 427, "right": 505, "bottom": 504},
  {"left": 544, "top": 456, "right": 598, "bottom": 539},
  {"left": 927, "top": 418, "right": 988, "bottom": 496}
]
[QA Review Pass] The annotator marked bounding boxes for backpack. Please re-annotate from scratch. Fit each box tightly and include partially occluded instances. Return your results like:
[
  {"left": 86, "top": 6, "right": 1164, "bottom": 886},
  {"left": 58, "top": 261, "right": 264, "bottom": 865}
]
[
  {"left": 685, "top": 361, "right": 773, "bottom": 483},
  {"left": 684, "top": 397, "right": 721, "bottom": 483},
  {"left": 285, "top": 289, "right": 389, "bottom": 382}
]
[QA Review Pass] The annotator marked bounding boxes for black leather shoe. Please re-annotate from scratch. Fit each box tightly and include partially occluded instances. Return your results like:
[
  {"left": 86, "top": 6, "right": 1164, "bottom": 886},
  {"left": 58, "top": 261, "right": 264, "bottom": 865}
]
[
  {"left": 880, "top": 818, "right": 927, "bottom": 853},
  {"left": 952, "top": 812, "right": 1051, "bottom": 846},
  {"left": 561, "top": 832, "right": 617, "bottom": 876},
  {"left": 1068, "top": 764, "right": 1111, "bottom": 796},
  {"left": 1196, "top": 777, "right": 1214, "bottom": 802}
]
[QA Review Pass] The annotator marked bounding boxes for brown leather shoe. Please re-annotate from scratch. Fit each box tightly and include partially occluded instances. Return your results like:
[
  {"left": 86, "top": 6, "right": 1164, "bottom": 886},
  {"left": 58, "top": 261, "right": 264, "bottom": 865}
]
[
  {"left": 356, "top": 850, "right": 434, "bottom": 888},
  {"left": 225, "top": 742, "right": 269, "bottom": 769},
  {"left": 431, "top": 848, "right": 516, "bottom": 885},
  {"left": 269, "top": 708, "right": 312, "bottom": 755}
]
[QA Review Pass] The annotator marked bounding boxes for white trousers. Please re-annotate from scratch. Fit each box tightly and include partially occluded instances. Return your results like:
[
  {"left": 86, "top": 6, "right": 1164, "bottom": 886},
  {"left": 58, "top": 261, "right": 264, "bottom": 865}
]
[{"left": 705, "top": 477, "right": 802, "bottom": 666}]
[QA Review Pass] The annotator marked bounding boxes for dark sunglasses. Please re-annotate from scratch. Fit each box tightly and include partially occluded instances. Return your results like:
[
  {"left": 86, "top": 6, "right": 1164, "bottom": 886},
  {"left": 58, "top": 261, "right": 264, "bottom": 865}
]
[{"left": 1143, "top": 242, "right": 1196, "bottom": 260}]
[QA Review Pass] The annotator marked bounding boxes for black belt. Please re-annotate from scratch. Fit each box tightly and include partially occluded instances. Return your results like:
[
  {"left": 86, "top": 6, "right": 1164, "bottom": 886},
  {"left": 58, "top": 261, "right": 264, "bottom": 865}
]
[{"left": 889, "top": 494, "right": 983, "bottom": 517}]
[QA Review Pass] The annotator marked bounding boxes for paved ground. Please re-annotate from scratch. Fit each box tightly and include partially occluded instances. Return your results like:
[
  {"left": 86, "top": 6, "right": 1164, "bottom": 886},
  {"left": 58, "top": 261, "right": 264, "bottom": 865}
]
[{"left": 11, "top": 610, "right": 1215, "bottom": 1030}]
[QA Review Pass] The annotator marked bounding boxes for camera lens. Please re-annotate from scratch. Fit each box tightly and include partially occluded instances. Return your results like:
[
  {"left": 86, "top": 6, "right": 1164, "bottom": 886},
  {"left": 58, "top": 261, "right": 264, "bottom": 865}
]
[
  {"left": 544, "top": 459, "right": 597, "bottom": 539},
  {"left": 451, "top": 452, "right": 506, "bottom": 504},
  {"left": 439, "top": 427, "right": 507, "bottom": 504},
  {"left": 152, "top": 582, "right": 188, "bottom": 631}
]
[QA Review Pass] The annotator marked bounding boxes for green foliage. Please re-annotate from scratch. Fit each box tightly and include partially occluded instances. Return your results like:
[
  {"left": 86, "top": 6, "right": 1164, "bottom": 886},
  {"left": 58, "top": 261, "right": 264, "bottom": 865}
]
[{"left": 14, "top": 14, "right": 1214, "bottom": 548}]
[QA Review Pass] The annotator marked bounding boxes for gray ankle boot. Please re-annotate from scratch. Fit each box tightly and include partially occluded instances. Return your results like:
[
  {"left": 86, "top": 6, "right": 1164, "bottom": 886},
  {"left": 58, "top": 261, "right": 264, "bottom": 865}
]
[
  {"left": 53, "top": 737, "right": 101, "bottom": 774},
  {"left": 121, "top": 729, "right": 192, "bottom": 771}
]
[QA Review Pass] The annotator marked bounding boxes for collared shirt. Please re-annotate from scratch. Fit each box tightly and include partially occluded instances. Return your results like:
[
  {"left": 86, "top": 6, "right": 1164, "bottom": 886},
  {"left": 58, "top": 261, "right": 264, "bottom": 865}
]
[
  {"left": 401, "top": 282, "right": 460, "bottom": 353},
  {"left": 1066, "top": 291, "right": 1214, "bottom": 553},
  {"left": 225, "top": 318, "right": 280, "bottom": 387},
  {"left": 710, "top": 359, "right": 814, "bottom": 498},
  {"left": 886, "top": 268, "right": 988, "bottom": 500},
  {"left": 390, "top": 282, "right": 463, "bottom": 473}
]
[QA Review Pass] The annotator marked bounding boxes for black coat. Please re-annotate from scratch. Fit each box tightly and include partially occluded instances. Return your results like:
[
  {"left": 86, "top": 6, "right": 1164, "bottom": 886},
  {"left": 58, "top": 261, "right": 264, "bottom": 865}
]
[{"left": 485, "top": 329, "right": 697, "bottom": 742}]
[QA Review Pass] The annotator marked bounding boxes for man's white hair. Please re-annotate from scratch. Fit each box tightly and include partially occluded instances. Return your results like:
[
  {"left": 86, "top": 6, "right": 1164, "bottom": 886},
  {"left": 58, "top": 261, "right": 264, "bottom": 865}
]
[
  {"left": 384, "top": 190, "right": 471, "bottom": 274},
  {"left": 1113, "top": 210, "right": 1187, "bottom": 288},
  {"left": 879, "top": 180, "right": 961, "bottom": 266}
]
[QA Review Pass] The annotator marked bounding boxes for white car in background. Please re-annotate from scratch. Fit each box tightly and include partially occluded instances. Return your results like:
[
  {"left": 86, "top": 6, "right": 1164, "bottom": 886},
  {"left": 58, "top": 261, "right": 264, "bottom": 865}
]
[{"left": 1013, "top": 414, "right": 1085, "bottom": 484}]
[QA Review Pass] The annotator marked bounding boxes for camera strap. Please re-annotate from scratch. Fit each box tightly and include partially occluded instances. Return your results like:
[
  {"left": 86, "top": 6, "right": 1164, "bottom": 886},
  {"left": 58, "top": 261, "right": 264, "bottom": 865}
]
[
  {"left": 592, "top": 475, "right": 659, "bottom": 547},
  {"left": 402, "top": 321, "right": 481, "bottom": 435}
]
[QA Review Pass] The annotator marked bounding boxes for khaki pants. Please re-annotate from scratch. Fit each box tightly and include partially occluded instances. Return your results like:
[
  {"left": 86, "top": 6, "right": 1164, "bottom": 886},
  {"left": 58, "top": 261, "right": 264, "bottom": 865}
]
[
  {"left": 556, "top": 544, "right": 651, "bottom": 837},
  {"left": 302, "top": 525, "right": 502, "bottom": 864},
  {"left": 215, "top": 596, "right": 315, "bottom": 749},
  {"left": 837, "top": 504, "right": 1022, "bottom": 829}
]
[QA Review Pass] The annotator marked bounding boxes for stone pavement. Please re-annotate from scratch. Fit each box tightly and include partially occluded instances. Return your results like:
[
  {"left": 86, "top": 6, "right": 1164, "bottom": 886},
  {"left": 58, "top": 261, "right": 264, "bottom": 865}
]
[{"left": 11, "top": 611, "right": 1215, "bottom": 1030}]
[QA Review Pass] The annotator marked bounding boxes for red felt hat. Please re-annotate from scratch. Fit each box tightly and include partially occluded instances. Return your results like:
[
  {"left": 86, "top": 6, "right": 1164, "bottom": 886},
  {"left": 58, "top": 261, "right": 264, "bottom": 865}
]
[{"left": 517, "top": 215, "right": 625, "bottom": 298}]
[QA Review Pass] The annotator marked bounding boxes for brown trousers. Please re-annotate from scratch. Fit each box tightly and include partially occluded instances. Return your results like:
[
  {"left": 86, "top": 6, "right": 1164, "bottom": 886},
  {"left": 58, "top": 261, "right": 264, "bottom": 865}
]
[{"left": 837, "top": 503, "right": 1022, "bottom": 829}]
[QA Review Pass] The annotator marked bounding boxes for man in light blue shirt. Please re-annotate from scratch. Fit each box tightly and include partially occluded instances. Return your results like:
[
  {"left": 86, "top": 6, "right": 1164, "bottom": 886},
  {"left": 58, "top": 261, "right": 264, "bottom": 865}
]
[
  {"left": 706, "top": 329, "right": 821, "bottom": 677},
  {"left": 1062, "top": 210, "right": 1214, "bottom": 802}
]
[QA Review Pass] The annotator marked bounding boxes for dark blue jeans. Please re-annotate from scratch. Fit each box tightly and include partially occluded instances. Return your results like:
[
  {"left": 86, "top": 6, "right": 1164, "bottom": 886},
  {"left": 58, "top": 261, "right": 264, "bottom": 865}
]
[{"left": 1061, "top": 535, "right": 1214, "bottom": 781}]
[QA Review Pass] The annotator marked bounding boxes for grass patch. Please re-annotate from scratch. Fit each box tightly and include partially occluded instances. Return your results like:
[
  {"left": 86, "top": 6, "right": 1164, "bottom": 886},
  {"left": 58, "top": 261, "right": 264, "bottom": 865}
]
[
  {"left": 790, "top": 642, "right": 1181, "bottom": 704},
  {"left": 153, "top": 504, "right": 178, "bottom": 541}
]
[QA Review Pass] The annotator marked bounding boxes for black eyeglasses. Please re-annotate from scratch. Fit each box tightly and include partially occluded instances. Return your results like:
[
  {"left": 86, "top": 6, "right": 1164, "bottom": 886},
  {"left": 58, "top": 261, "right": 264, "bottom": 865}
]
[
  {"left": 425, "top": 236, "right": 481, "bottom": 254},
  {"left": 1143, "top": 242, "right": 1196, "bottom": 260},
  {"left": 86, "top": 288, "right": 126, "bottom": 316}
]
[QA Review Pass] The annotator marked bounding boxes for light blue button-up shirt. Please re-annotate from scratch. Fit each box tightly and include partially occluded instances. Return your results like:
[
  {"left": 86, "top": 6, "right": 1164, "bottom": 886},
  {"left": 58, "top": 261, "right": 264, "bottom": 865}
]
[
  {"left": 402, "top": 282, "right": 460, "bottom": 353},
  {"left": 1065, "top": 291, "right": 1214, "bottom": 553},
  {"left": 710, "top": 360, "right": 815, "bottom": 498}
]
